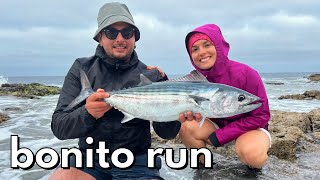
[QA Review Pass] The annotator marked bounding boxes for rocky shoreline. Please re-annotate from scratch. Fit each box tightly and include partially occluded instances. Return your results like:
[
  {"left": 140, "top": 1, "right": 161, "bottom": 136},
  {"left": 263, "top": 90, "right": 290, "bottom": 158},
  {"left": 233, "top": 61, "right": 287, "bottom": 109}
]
[
  {"left": 0, "top": 83, "right": 60, "bottom": 99},
  {"left": 279, "top": 90, "right": 320, "bottom": 100},
  {"left": 0, "top": 83, "right": 61, "bottom": 124},
  {"left": 152, "top": 108, "right": 320, "bottom": 162},
  {"left": 276, "top": 73, "right": 319, "bottom": 100}
]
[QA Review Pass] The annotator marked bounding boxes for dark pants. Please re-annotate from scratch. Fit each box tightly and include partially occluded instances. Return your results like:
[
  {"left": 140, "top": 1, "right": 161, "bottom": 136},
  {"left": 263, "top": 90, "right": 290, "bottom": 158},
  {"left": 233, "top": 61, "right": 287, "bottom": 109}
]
[{"left": 68, "top": 153, "right": 163, "bottom": 180}]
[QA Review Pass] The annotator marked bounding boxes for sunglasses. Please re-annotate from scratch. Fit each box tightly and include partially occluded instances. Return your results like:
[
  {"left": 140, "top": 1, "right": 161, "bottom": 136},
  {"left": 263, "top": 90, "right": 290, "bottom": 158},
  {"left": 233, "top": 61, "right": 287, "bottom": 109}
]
[{"left": 102, "top": 27, "right": 135, "bottom": 40}]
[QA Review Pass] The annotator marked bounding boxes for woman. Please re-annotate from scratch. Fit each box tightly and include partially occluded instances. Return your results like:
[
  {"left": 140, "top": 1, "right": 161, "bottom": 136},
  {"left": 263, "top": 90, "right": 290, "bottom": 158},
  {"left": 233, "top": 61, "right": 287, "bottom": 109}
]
[{"left": 179, "top": 24, "right": 271, "bottom": 169}]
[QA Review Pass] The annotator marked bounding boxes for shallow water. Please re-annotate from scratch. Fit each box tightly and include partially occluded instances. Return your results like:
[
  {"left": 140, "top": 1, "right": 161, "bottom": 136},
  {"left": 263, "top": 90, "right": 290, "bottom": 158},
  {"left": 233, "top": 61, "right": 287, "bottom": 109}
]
[{"left": 0, "top": 73, "right": 320, "bottom": 179}]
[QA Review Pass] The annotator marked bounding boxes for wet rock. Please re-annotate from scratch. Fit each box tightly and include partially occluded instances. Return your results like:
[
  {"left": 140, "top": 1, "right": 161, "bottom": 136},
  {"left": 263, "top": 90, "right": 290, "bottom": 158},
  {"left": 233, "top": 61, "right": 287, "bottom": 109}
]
[
  {"left": 4, "top": 107, "right": 23, "bottom": 112},
  {"left": 298, "top": 133, "right": 320, "bottom": 153},
  {"left": 308, "top": 108, "right": 320, "bottom": 132},
  {"left": 278, "top": 90, "right": 320, "bottom": 100},
  {"left": 268, "top": 110, "right": 317, "bottom": 160},
  {"left": 313, "top": 132, "right": 320, "bottom": 140},
  {"left": 307, "top": 74, "right": 320, "bottom": 82},
  {"left": 0, "top": 112, "right": 10, "bottom": 124},
  {"left": 268, "top": 126, "right": 303, "bottom": 161},
  {"left": 270, "top": 110, "right": 312, "bottom": 133},
  {"left": 0, "top": 83, "right": 61, "bottom": 99},
  {"left": 265, "top": 82, "right": 284, "bottom": 85}
]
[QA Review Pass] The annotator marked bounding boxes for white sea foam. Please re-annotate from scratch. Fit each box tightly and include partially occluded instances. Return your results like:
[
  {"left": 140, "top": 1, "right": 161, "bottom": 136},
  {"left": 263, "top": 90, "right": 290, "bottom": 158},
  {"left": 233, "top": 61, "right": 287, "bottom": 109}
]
[{"left": 0, "top": 75, "right": 8, "bottom": 86}]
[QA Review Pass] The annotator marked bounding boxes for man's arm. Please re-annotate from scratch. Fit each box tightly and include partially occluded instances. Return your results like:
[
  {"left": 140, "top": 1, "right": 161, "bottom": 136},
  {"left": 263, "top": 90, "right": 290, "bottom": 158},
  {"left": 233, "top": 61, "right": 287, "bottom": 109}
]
[
  {"left": 51, "top": 61, "right": 111, "bottom": 140},
  {"left": 51, "top": 61, "right": 96, "bottom": 140}
]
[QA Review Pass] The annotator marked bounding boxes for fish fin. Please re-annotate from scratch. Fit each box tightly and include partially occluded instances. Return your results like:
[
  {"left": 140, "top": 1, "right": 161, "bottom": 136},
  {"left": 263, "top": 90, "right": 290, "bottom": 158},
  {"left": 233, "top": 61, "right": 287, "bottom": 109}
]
[
  {"left": 191, "top": 88, "right": 220, "bottom": 100},
  {"left": 169, "top": 70, "right": 208, "bottom": 82},
  {"left": 189, "top": 95, "right": 209, "bottom": 105},
  {"left": 121, "top": 111, "right": 136, "bottom": 123},
  {"left": 80, "top": 69, "right": 92, "bottom": 91},
  {"left": 64, "top": 69, "right": 94, "bottom": 111},
  {"left": 137, "top": 74, "right": 153, "bottom": 86},
  {"left": 199, "top": 117, "right": 206, "bottom": 128}
]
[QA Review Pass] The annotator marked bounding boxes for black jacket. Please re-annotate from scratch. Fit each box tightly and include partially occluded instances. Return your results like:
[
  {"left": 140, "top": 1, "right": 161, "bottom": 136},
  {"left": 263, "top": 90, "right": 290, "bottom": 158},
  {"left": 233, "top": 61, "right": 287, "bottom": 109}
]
[{"left": 51, "top": 46, "right": 181, "bottom": 155}]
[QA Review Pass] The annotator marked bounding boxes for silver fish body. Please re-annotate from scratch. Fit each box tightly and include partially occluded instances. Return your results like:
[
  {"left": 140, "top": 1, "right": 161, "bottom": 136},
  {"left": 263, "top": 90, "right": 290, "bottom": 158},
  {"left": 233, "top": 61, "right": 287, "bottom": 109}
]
[
  {"left": 65, "top": 70, "right": 261, "bottom": 127},
  {"left": 107, "top": 82, "right": 261, "bottom": 123}
]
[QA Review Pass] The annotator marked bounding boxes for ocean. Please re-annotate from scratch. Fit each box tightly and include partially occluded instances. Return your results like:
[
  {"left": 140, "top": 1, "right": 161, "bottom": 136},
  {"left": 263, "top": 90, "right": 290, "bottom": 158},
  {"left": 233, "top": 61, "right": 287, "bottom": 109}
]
[{"left": 0, "top": 72, "right": 320, "bottom": 179}]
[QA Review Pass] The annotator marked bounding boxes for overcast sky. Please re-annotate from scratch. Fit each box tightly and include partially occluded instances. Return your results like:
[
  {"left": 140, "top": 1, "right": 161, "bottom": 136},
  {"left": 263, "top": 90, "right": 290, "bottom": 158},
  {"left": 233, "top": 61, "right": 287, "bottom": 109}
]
[{"left": 0, "top": 0, "right": 319, "bottom": 76}]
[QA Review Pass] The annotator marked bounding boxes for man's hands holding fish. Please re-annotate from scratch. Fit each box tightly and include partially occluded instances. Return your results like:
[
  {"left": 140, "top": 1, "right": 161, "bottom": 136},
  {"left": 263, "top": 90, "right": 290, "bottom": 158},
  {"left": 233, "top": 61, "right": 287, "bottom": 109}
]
[{"left": 85, "top": 88, "right": 112, "bottom": 119}]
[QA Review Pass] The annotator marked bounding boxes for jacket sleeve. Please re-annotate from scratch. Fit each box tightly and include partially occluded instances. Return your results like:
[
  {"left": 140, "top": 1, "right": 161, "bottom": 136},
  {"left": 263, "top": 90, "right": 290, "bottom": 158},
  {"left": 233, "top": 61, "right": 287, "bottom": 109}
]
[
  {"left": 51, "top": 60, "right": 97, "bottom": 140},
  {"left": 152, "top": 121, "right": 181, "bottom": 140},
  {"left": 209, "top": 69, "right": 270, "bottom": 147}
]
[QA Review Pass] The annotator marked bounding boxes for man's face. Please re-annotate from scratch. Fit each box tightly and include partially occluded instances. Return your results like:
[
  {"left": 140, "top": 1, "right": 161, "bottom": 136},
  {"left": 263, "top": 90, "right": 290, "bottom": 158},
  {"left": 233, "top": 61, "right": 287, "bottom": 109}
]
[{"left": 99, "top": 22, "right": 135, "bottom": 61}]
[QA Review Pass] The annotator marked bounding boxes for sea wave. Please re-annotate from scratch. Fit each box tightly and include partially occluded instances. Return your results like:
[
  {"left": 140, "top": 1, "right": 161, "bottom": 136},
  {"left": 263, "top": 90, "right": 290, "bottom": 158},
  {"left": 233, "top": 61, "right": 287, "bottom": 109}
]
[{"left": 0, "top": 75, "right": 8, "bottom": 86}]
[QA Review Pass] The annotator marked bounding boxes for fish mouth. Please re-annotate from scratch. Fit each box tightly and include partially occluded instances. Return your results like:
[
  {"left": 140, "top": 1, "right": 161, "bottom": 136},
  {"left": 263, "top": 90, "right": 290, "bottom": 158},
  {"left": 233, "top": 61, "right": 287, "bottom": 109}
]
[
  {"left": 240, "top": 97, "right": 262, "bottom": 111},
  {"left": 242, "top": 103, "right": 262, "bottom": 111}
]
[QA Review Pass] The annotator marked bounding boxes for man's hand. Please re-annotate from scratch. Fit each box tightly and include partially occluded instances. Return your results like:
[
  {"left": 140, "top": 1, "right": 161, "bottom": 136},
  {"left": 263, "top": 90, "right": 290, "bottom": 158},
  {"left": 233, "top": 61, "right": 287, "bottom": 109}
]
[
  {"left": 85, "top": 88, "right": 112, "bottom": 119},
  {"left": 178, "top": 111, "right": 202, "bottom": 123},
  {"left": 146, "top": 66, "right": 166, "bottom": 78}
]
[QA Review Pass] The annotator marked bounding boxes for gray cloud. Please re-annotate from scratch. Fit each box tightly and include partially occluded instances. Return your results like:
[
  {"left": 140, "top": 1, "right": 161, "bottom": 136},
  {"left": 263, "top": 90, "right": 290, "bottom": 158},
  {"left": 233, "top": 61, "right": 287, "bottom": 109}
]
[{"left": 0, "top": 0, "right": 319, "bottom": 76}]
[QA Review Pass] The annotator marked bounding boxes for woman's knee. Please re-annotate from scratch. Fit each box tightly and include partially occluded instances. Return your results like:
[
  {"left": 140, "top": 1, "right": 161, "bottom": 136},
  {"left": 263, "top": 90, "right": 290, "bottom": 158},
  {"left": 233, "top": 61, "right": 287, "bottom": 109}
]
[
  {"left": 235, "top": 141, "right": 268, "bottom": 167},
  {"left": 240, "top": 148, "right": 267, "bottom": 162}
]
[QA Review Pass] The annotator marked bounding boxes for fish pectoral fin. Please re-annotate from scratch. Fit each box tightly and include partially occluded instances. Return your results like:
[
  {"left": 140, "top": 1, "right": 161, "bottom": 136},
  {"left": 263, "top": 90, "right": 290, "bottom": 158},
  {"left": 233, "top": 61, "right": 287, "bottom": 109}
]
[
  {"left": 121, "top": 111, "right": 136, "bottom": 123},
  {"left": 137, "top": 74, "right": 153, "bottom": 86},
  {"left": 190, "top": 88, "right": 219, "bottom": 101},
  {"left": 189, "top": 95, "right": 209, "bottom": 105}
]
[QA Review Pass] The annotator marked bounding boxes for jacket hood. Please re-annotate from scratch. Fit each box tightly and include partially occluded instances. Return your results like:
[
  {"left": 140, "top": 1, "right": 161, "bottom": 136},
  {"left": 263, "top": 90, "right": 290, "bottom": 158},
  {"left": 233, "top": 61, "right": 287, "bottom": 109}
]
[{"left": 185, "top": 24, "right": 230, "bottom": 79}]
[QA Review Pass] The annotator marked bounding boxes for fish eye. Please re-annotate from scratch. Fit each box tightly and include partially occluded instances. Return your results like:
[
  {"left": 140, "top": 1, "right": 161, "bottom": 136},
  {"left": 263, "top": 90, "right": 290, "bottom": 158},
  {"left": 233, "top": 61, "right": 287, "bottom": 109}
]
[{"left": 238, "top": 94, "right": 246, "bottom": 102}]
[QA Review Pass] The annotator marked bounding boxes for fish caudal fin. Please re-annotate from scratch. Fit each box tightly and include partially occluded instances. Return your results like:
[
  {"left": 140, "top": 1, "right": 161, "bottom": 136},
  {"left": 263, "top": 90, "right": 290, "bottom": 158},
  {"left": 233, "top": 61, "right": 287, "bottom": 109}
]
[{"left": 64, "top": 69, "right": 94, "bottom": 111}]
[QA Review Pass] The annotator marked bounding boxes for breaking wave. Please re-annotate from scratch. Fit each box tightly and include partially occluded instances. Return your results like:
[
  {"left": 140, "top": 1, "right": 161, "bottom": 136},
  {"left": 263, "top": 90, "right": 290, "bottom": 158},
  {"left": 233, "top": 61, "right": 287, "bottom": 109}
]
[{"left": 0, "top": 75, "right": 8, "bottom": 86}]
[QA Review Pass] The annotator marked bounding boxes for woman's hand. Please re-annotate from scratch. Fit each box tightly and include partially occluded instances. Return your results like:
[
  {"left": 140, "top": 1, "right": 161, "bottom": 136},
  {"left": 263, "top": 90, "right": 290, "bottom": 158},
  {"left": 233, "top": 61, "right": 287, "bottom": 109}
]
[{"left": 178, "top": 111, "right": 202, "bottom": 123}]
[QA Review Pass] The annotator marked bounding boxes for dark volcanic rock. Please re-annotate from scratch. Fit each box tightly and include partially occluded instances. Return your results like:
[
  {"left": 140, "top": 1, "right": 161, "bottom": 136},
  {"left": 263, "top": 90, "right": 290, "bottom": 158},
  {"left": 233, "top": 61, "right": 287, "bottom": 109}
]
[
  {"left": 0, "top": 112, "right": 10, "bottom": 124},
  {"left": 4, "top": 107, "right": 23, "bottom": 112},
  {"left": 279, "top": 90, "right": 320, "bottom": 100},
  {"left": 307, "top": 74, "right": 320, "bottom": 82},
  {"left": 0, "top": 83, "right": 61, "bottom": 99},
  {"left": 265, "top": 82, "right": 285, "bottom": 85}
]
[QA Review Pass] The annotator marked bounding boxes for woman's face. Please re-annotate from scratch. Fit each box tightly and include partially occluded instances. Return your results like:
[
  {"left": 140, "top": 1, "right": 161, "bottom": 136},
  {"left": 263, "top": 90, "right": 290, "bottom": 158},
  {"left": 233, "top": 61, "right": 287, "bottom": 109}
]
[{"left": 190, "top": 39, "right": 217, "bottom": 70}]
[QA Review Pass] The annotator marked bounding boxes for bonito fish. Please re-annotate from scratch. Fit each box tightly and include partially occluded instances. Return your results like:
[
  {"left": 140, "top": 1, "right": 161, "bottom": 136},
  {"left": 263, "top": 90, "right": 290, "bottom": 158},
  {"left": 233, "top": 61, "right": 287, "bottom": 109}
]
[{"left": 65, "top": 70, "right": 261, "bottom": 127}]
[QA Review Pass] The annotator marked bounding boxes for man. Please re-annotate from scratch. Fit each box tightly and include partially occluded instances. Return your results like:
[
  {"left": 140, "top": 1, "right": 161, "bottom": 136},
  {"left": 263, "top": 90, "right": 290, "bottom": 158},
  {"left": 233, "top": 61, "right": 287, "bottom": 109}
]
[{"left": 50, "top": 2, "right": 181, "bottom": 179}]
